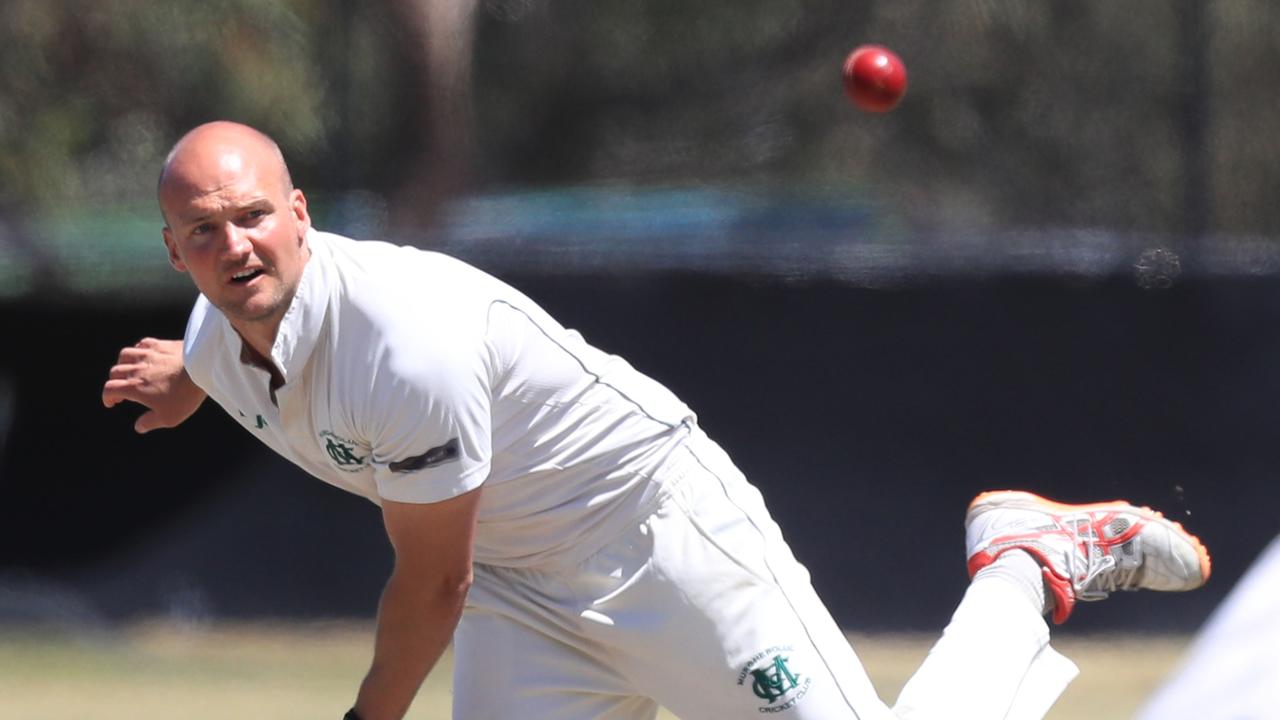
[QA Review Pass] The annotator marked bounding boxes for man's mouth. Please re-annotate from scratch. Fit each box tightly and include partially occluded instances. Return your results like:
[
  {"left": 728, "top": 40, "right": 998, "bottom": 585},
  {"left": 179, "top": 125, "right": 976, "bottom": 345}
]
[{"left": 230, "top": 268, "right": 265, "bottom": 284}]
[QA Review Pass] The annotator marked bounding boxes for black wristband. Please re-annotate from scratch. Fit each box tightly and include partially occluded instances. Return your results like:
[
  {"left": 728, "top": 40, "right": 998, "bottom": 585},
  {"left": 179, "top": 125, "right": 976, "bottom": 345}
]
[{"left": 343, "top": 710, "right": 362, "bottom": 720}]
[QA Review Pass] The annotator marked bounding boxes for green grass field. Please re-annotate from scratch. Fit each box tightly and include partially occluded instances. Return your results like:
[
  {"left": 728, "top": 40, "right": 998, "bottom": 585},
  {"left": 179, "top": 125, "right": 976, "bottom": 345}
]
[{"left": 0, "top": 622, "right": 1187, "bottom": 719}]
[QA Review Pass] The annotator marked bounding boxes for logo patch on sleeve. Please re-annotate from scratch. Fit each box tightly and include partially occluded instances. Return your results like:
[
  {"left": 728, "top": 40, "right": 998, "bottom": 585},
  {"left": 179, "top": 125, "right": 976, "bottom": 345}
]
[{"left": 389, "top": 437, "right": 461, "bottom": 473}]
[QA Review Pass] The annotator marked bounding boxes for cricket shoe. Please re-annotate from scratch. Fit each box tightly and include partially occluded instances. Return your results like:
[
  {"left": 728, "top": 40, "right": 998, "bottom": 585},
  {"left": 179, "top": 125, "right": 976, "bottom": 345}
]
[{"left": 965, "top": 490, "right": 1211, "bottom": 624}]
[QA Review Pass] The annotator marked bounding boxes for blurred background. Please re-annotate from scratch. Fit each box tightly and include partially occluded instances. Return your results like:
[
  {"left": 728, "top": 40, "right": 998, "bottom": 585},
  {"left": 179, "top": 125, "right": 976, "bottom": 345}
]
[{"left": 1, "top": 0, "right": 1279, "bottom": 709}]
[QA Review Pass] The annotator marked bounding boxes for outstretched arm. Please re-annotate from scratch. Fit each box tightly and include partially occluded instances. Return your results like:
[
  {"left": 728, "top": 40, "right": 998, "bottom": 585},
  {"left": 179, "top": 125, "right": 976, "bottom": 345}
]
[
  {"left": 102, "top": 337, "right": 207, "bottom": 433},
  {"left": 353, "top": 487, "right": 482, "bottom": 720}
]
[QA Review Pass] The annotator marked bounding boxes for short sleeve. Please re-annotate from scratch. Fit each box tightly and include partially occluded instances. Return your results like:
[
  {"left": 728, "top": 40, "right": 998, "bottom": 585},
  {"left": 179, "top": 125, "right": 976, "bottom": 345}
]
[{"left": 368, "top": 345, "right": 492, "bottom": 504}]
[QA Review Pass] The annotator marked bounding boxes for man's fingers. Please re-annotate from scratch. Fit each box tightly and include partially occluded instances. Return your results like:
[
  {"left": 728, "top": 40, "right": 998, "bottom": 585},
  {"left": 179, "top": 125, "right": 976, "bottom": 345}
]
[
  {"left": 116, "top": 347, "right": 151, "bottom": 364},
  {"left": 102, "top": 377, "right": 145, "bottom": 407},
  {"left": 135, "top": 337, "right": 182, "bottom": 352},
  {"left": 108, "top": 364, "right": 142, "bottom": 380}
]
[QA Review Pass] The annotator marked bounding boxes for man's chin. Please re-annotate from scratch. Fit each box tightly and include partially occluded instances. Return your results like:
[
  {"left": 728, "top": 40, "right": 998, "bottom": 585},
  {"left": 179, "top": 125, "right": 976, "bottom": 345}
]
[{"left": 215, "top": 297, "right": 284, "bottom": 325}]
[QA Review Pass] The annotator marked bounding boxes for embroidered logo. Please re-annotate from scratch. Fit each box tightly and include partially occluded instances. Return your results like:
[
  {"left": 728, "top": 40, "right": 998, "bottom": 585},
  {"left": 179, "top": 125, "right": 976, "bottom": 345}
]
[
  {"left": 320, "top": 431, "right": 368, "bottom": 472},
  {"left": 737, "top": 646, "right": 811, "bottom": 713},
  {"left": 389, "top": 437, "right": 460, "bottom": 473}
]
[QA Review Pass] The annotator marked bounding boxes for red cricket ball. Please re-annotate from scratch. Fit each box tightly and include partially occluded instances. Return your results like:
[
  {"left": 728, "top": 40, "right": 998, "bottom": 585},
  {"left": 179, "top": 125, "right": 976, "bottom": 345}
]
[{"left": 842, "top": 45, "right": 908, "bottom": 113}]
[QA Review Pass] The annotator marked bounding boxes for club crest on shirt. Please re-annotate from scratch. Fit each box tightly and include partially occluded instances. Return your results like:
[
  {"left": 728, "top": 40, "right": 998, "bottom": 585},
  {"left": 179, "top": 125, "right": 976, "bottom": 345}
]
[
  {"left": 736, "top": 645, "right": 810, "bottom": 713},
  {"left": 319, "top": 430, "right": 369, "bottom": 473}
]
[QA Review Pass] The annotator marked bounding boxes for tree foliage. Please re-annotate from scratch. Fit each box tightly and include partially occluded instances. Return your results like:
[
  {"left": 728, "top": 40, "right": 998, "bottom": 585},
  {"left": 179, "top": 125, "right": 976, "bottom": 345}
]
[
  {"left": 4, "top": 0, "right": 1280, "bottom": 238},
  {"left": 0, "top": 0, "right": 412, "bottom": 214}
]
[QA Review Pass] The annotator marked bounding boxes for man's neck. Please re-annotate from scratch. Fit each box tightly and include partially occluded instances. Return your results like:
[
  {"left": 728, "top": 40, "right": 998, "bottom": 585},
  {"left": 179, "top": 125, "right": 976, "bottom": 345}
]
[{"left": 233, "top": 320, "right": 286, "bottom": 391}]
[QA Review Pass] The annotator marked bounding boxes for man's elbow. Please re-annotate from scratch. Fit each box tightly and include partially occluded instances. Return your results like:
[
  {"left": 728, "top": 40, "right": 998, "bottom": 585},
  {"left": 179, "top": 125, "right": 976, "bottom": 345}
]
[
  {"left": 435, "top": 570, "right": 472, "bottom": 619},
  {"left": 445, "top": 568, "right": 474, "bottom": 600},
  {"left": 392, "top": 561, "right": 473, "bottom": 605}
]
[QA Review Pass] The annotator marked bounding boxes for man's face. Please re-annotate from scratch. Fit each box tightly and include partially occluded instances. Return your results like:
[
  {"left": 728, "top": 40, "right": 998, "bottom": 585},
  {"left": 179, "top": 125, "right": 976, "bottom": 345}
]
[{"left": 161, "top": 147, "right": 311, "bottom": 330}]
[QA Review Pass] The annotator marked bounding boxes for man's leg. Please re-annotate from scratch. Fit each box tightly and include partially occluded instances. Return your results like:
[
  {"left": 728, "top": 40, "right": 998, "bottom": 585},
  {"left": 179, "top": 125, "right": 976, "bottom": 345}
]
[
  {"left": 590, "top": 437, "right": 1199, "bottom": 720},
  {"left": 896, "top": 490, "right": 1211, "bottom": 720},
  {"left": 893, "top": 551, "right": 1077, "bottom": 719},
  {"left": 572, "top": 429, "right": 895, "bottom": 719},
  {"left": 458, "top": 463, "right": 1210, "bottom": 720},
  {"left": 453, "top": 566, "right": 661, "bottom": 720}
]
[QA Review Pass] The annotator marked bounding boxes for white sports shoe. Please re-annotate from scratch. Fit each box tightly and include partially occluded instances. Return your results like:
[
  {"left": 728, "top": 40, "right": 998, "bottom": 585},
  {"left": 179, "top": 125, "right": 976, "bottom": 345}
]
[{"left": 965, "top": 490, "right": 1211, "bottom": 624}]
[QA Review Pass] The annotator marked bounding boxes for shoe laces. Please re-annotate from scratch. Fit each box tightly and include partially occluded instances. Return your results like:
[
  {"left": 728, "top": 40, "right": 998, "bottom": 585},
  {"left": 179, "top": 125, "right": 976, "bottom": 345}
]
[{"left": 1064, "top": 513, "right": 1138, "bottom": 600}]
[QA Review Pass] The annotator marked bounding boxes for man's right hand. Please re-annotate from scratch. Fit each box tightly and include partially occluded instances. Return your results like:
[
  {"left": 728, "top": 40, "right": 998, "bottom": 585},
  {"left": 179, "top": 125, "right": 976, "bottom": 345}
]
[{"left": 102, "top": 337, "right": 207, "bottom": 433}]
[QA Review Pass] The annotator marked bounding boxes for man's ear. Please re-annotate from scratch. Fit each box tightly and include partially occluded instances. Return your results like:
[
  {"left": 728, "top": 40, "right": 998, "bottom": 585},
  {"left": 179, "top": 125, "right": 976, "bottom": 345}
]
[
  {"left": 163, "top": 227, "right": 187, "bottom": 272},
  {"left": 291, "top": 188, "right": 311, "bottom": 241}
]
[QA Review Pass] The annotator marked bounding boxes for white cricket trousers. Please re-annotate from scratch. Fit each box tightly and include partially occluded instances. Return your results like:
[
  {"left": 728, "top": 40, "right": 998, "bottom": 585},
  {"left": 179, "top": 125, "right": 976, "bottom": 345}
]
[{"left": 452, "top": 427, "right": 1076, "bottom": 719}]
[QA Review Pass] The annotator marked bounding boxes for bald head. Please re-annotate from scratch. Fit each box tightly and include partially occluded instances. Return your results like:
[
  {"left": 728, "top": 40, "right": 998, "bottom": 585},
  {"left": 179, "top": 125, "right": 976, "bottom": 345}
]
[
  {"left": 158, "top": 121, "right": 313, "bottom": 351},
  {"left": 158, "top": 121, "right": 293, "bottom": 226}
]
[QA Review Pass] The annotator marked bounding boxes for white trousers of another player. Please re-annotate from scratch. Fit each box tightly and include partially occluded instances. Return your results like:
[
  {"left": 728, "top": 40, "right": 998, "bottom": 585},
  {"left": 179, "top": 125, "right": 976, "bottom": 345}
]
[
  {"left": 1135, "top": 534, "right": 1280, "bottom": 720},
  {"left": 453, "top": 427, "right": 1076, "bottom": 719}
]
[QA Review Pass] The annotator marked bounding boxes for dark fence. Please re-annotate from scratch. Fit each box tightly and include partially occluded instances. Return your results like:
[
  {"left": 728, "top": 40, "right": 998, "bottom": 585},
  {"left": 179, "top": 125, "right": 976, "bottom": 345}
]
[{"left": 2, "top": 266, "right": 1276, "bottom": 632}]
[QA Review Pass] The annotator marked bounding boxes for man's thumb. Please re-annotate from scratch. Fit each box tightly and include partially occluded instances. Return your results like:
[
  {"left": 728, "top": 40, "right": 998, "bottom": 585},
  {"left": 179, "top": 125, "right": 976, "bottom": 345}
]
[{"left": 134, "top": 411, "right": 161, "bottom": 434}]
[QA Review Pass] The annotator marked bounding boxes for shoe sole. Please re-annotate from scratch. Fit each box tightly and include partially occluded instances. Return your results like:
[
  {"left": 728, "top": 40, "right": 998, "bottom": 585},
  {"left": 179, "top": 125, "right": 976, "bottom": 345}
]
[{"left": 967, "top": 490, "right": 1212, "bottom": 586}]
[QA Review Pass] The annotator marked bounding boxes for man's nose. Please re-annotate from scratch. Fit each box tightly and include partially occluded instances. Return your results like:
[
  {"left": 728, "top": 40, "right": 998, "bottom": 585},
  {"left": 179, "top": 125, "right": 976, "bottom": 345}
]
[{"left": 220, "top": 223, "right": 253, "bottom": 258}]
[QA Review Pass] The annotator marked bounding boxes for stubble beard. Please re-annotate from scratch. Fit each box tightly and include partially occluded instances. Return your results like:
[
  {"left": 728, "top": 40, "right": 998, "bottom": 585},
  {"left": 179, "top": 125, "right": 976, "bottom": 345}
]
[{"left": 216, "top": 274, "right": 295, "bottom": 328}]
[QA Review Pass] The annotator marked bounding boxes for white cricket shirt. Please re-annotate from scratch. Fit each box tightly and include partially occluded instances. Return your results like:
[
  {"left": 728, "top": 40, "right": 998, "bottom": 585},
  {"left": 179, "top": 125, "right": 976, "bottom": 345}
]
[{"left": 183, "top": 230, "right": 696, "bottom": 567}]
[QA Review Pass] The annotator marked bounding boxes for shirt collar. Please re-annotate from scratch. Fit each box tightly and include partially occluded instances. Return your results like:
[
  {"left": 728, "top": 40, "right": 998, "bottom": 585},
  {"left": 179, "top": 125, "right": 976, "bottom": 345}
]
[{"left": 267, "top": 228, "right": 331, "bottom": 385}]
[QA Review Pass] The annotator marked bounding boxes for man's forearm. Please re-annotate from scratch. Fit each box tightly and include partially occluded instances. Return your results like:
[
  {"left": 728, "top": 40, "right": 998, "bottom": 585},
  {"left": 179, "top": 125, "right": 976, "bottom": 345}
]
[{"left": 353, "top": 569, "right": 470, "bottom": 720}]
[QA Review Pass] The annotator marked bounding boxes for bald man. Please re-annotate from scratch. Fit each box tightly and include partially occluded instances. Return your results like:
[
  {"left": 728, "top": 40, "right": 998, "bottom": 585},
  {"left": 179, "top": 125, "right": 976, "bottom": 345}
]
[{"left": 104, "top": 121, "right": 1211, "bottom": 720}]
